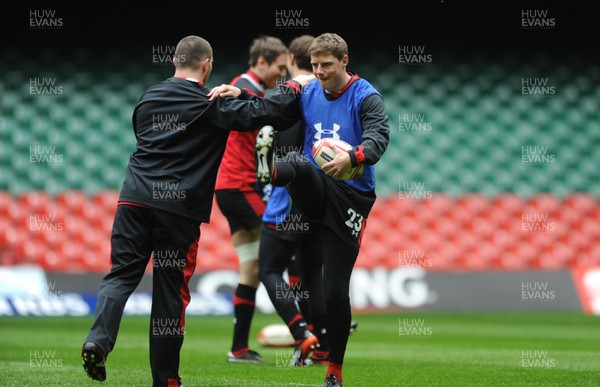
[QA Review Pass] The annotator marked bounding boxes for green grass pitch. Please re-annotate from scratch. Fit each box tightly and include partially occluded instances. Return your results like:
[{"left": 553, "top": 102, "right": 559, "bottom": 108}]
[{"left": 0, "top": 311, "right": 599, "bottom": 386}]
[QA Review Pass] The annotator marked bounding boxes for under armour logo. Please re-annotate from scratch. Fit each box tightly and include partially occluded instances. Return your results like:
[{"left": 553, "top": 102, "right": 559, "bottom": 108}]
[{"left": 314, "top": 123, "right": 340, "bottom": 140}]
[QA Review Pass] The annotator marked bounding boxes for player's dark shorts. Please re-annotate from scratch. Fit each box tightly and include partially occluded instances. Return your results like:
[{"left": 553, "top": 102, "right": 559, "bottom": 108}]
[
  {"left": 262, "top": 205, "right": 311, "bottom": 244},
  {"left": 215, "top": 186, "right": 266, "bottom": 234},
  {"left": 290, "top": 177, "right": 376, "bottom": 252}
]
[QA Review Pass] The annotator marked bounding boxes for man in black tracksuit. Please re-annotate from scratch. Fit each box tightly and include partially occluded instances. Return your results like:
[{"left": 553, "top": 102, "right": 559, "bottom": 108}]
[{"left": 80, "top": 35, "right": 313, "bottom": 387}]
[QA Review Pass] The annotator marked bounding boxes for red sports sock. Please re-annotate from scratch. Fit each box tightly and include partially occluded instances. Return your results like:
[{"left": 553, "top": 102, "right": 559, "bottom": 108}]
[
  {"left": 231, "top": 347, "right": 249, "bottom": 357},
  {"left": 313, "top": 349, "right": 329, "bottom": 358},
  {"left": 327, "top": 362, "right": 343, "bottom": 381},
  {"left": 288, "top": 275, "right": 301, "bottom": 288}
]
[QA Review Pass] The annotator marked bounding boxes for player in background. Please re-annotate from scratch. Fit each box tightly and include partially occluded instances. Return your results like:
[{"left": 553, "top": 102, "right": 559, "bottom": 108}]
[
  {"left": 214, "top": 36, "right": 289, "bottom": 364},
  {"left": 254, "top": 33, "right": 390, "bottom": 387},
  {"left": 257, "top": 35, "right": 329, "bottom": 366},
  {"left": 80, "top": 35, "right": 314, "bottom": 387}
]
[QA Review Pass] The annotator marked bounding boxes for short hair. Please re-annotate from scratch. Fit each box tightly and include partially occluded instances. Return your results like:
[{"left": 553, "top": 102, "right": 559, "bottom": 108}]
[
  {"left": 174, "top": 35, "right": 212, "bottom": 70},
  {"left": 248, "top": 36, "right": 289, "bottom": 67},
  {"left": 289, "top": 35, "right": 315, "bottom": 72},
  {"left": 308, "top": 33, "right": 348, "bottom": 61}
]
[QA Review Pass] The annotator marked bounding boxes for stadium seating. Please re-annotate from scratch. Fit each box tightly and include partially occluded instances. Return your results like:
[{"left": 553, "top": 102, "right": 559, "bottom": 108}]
[
  {"left": 1, "top": 192, "right": 599, "bottom": 272},
  {"left": 1, "top": 48, "right": 599, "bottom": 272}
]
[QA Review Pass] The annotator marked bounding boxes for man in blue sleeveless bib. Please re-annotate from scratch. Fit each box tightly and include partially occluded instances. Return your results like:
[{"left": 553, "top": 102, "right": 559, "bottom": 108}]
[{"left": 255, "top": 33, "right": 390, "bottom": 387}]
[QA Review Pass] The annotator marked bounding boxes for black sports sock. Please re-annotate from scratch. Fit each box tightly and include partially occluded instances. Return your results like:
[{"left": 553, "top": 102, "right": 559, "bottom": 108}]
[
  {"left": 272, "top": 164, "right": 295, "bottom": 186},
  {"left": 287, "top": 313, "right": 310, "bottom": 343},
  {"left": 311, "top": 314, "right": 328, "bottom": 351},
  {"left": 231, "top": 283, "right": 257, "bottom": 352},
  {"left": 287, "top": 269, "right": 312, "bottom": 328},
  {"left": 272, "top": 152, "right": 306, "bottom": 186},
  {"left": 326, "top": 298, "right": 351, "bottom": 365}
]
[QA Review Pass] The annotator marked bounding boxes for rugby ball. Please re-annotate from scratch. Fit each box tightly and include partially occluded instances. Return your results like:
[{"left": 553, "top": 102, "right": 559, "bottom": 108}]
[
  {"left": 312, "top": 138, "right": 364, "bottom": 180},
  {"left": 257, "top": 324, "right": 294, "bottom": 347}
]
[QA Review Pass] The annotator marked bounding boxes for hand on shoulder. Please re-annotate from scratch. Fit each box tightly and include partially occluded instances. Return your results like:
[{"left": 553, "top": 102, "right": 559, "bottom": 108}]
[
  {"left": 208, "top": 84, "right": 241, "bottom": 100},
  {"left": 292, "top": 74, "right": 316, "bottom": 88}
]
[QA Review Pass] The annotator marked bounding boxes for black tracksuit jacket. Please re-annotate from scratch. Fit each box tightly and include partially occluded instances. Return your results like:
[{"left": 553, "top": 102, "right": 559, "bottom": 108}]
[{"left": 118, "top": 77, "right": 301, "bottom": 222}]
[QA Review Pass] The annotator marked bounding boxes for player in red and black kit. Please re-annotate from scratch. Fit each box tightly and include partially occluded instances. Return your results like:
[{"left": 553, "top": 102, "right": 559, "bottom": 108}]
[
  {"left": 214, "top": 36, "right": 289, "bottom": 364},
  {"left": 80, "top": 35, "right": 314, "bottom": 387}
]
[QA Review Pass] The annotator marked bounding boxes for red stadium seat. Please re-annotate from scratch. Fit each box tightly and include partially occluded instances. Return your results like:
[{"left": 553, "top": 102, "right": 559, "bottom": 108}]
[
  {"left": 55, "top": 191, "right": 89, "bottom": 216},
  {"left": 39, "top": 250, "right": 69, "bottom": 272},
  {"left": 85, "top": 239, "right": 113, "bottom": 273},
  {"left": 18, "top": 191, "right": 52, "bottom": 211},
  {"left": 92, "top": 190, "right": 119, "bottom": 209},
  {"left": 530, "top": 194, "right": 561, "bottom": 213},
  {"left": 429, "top": 244, "right": 461, "bottom": 271},
  {"left": 0, "top": 221, "right": 20, "bottom": 266},
  {"left": 462, "top": 245, "right": 495, "bottom": 270},
  {"left": 457, "top": 194, "right": 490, "bottom": 217},
  {"left": 426, "top": 194, "right": 454, "bottom": 217},
  {"left": 14, "top": 239, "right": 40, "bottom": 265},
  {"left": 0, "top": 192, "right": 16, "bottom": 217},
  {"left": 564, "top": 194, "right": 596, "bottom": 213},
  {"left": 492, "top": 194, "right": 524, "bottom": 215},
  {"left": 81, "top": 246, "right": 112, "bottom": 273},
  {"left": 358, "top": 240, "right": 390, "bottom": 269}
]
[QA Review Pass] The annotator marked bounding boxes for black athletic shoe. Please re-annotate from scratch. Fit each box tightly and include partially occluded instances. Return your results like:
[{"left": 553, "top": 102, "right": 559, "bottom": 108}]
[
  {"left": 81, "top": 342, "right": 106, "bottom": 382},
  {"left": 323, "top": 374, "right": 343, "bottom": 387},
  {"left": 350, "top": 320, "right": 358, "bottom": 335},
  {"left": 227, "top": 349, "right": 269, "bottom": 364},
  {"left": 255, "top": 125, "right": 275, "bottom": 185}
]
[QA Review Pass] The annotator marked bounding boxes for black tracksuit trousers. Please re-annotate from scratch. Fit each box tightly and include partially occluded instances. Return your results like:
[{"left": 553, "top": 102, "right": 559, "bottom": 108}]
[{"left": 86, "top": 204, "right": 200, "bottom": 387}]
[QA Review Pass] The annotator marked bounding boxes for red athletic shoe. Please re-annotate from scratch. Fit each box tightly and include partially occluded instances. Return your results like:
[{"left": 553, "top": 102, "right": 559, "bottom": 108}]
[
  {"left": 310, "top": 349, "right": 329, "bottom": 365},
  {"left": 290, "top": 332, "right": 318, "bottom": 366}
]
